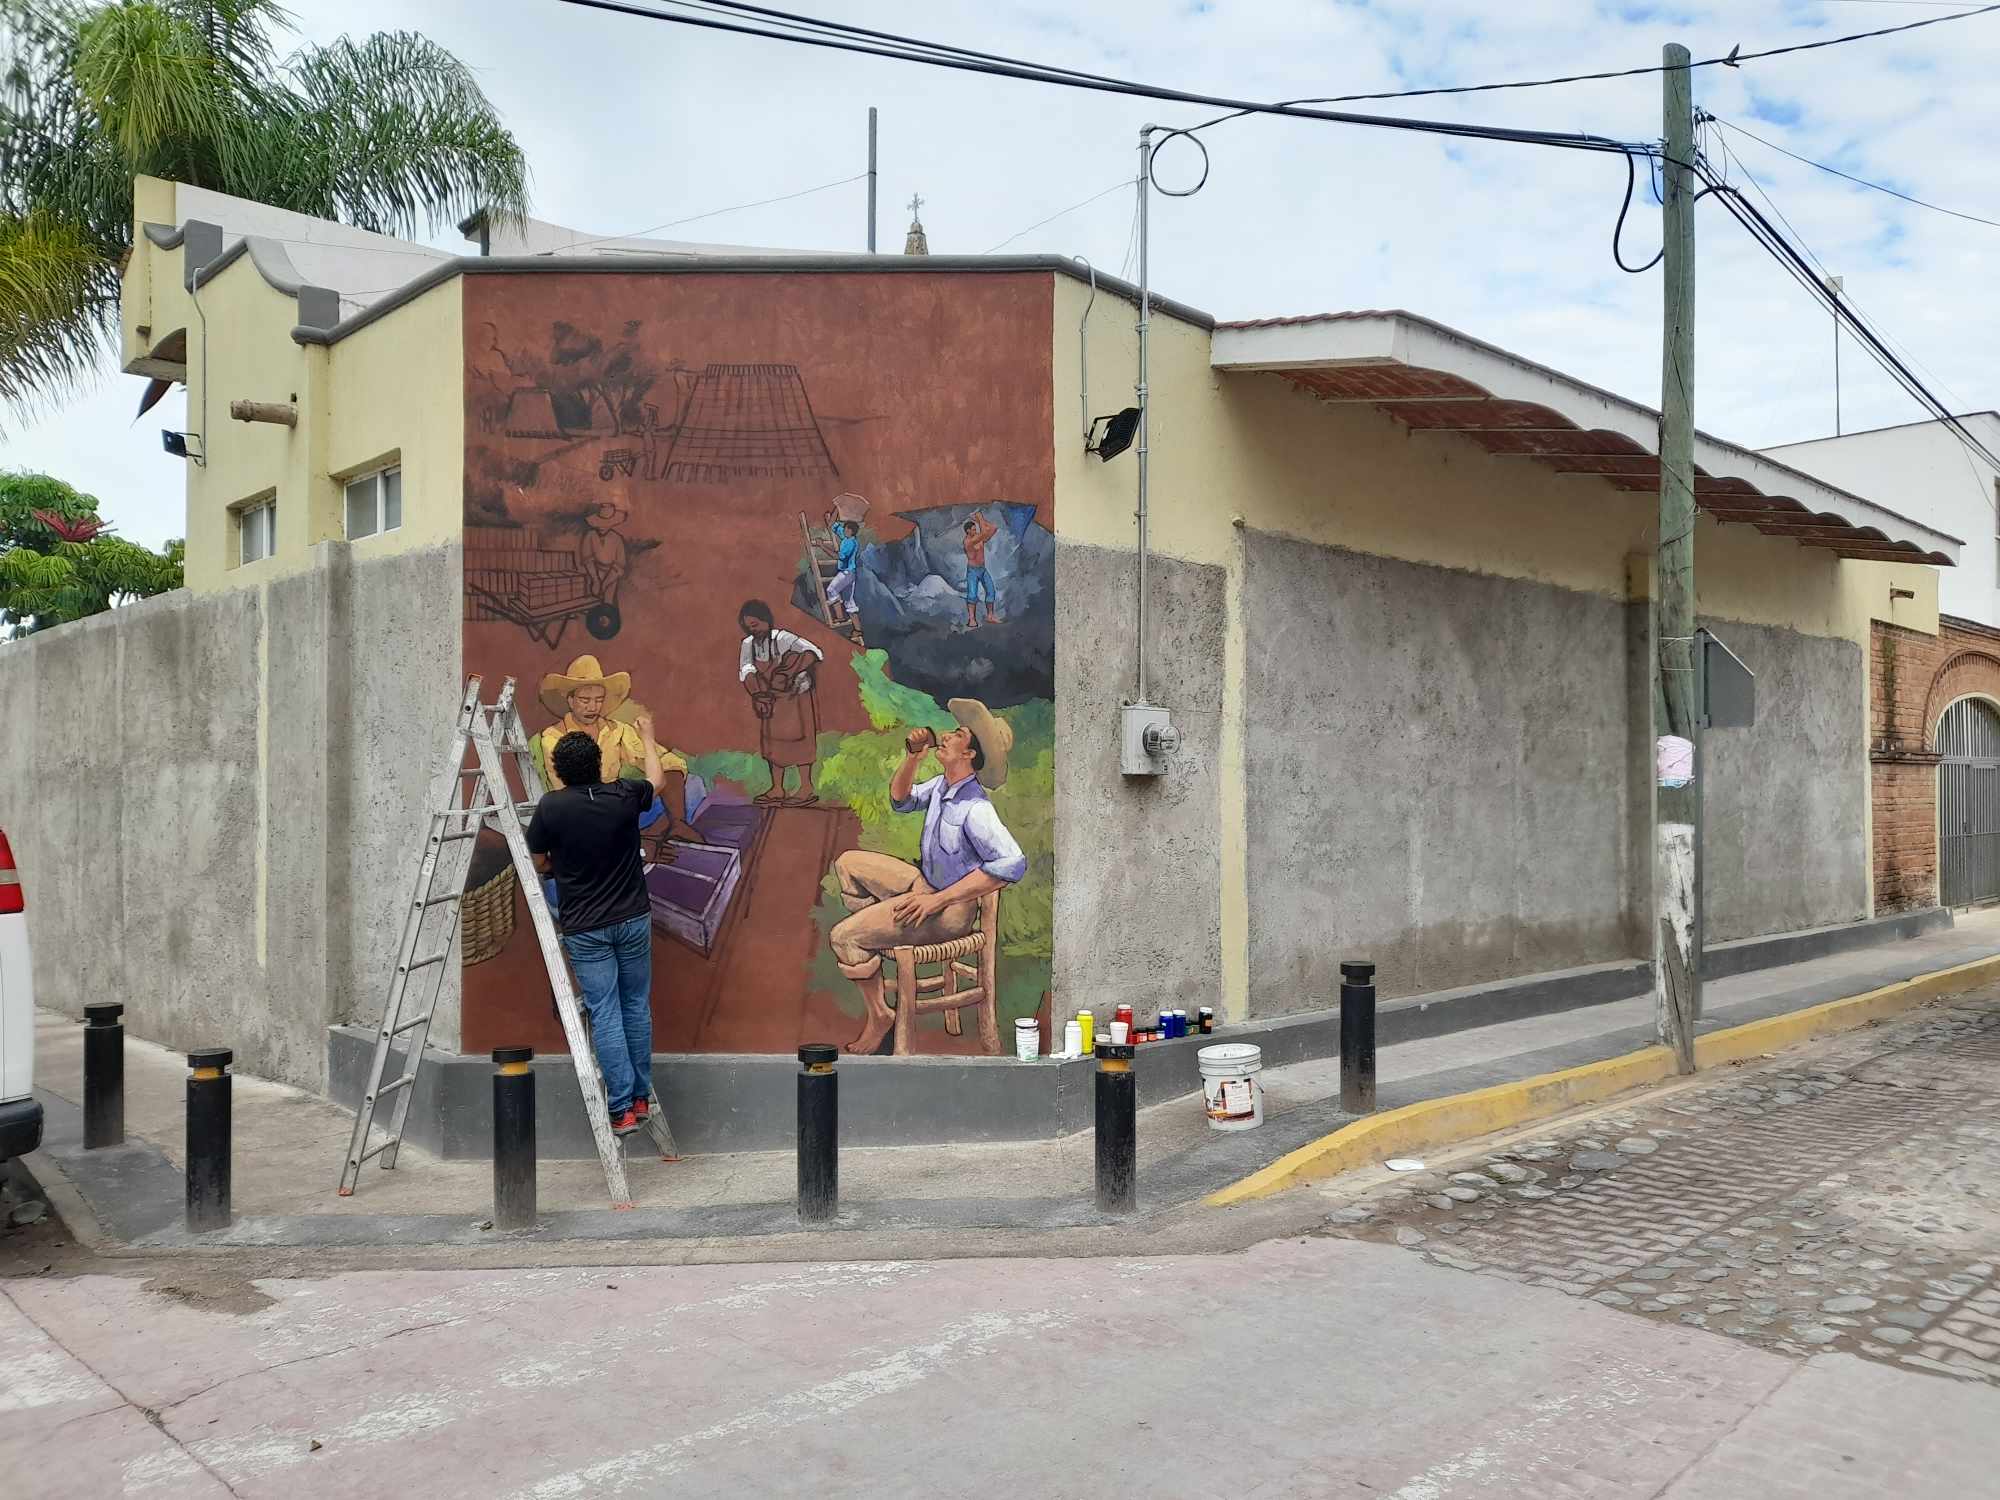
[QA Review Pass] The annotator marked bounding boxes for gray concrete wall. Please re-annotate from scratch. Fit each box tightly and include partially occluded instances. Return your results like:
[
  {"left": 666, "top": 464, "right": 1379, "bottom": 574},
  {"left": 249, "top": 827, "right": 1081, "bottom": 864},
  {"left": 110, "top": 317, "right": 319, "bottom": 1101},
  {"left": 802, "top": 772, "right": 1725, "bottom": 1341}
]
[
  {"left": 1053, "top": 540, "right": 1226, "bottom": 1016},
  {"left": 1234, "top": 531, "right": 1870, "bottom": 1014},
  {"left": 1241, "top": 530, "right": 1637, "bottom": 1013},
  {"left": 1696, "top": 616, "right": 1867, "bottom": 942},
  {"left": 0, "top": 542, "right": 461, "bottom": 1088}
]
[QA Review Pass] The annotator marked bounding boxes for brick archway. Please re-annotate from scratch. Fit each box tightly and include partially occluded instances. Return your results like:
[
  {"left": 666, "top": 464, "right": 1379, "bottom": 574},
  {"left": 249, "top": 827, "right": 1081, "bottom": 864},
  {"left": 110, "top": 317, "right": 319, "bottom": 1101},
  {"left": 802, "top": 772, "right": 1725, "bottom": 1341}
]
[
  {"left": 1920, "top": 651, "right": 2000, "bottom": 751},
  {"left": 1872, "top": 620, "right": 2000, "bottom": 913}
]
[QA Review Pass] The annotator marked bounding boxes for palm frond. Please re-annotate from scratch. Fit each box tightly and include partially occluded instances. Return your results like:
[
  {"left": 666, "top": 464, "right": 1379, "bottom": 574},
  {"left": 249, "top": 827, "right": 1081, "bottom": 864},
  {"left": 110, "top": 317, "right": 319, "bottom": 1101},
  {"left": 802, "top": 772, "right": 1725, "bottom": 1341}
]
[
  {"left": 0, "top": 209, "right": 117, "bottom": 422},
  {"left": 273, "top": 31, "right": 528, "bottom": 237},
  {"left": 72, "top": 2, "right": 223, "bottom": 164}
]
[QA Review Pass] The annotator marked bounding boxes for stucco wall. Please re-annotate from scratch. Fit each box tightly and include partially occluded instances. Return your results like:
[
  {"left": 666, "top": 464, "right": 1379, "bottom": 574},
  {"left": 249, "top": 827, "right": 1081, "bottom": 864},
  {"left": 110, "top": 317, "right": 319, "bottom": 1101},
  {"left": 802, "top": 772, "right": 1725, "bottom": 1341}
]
[
  {"left": 1697, "top": 617, "right": 1868, "bottom": 942},
  {"left": 1240, "top": 532, "right": 1638, "bottom": 1010},
  {"left": 1053, "top": 541, "right": 1225, "bottom": 1016},
  {"left": 0, "top": 543, "right": 461, "bottom": 1088},
  {"left": 1228, "top": 535, "right": 1869, "bottom": 1012}
]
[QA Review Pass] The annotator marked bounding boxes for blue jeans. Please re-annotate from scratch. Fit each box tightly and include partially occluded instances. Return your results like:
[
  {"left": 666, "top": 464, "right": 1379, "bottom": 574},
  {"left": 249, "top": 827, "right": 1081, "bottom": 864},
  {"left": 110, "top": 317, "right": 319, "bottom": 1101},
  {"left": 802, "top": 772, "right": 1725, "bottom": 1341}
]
[
  {"left": 964, "top": 564, "right": 996, "bottom": 603},
  {"left": 560, "top": 913, "right": 653, "bottom": 1115}
]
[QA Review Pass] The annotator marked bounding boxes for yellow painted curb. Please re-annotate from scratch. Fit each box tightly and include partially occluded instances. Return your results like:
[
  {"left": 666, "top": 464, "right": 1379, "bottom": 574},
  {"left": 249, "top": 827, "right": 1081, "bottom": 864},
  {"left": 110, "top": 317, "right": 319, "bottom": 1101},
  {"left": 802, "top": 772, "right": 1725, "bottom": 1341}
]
[{"left": 1206, "top": 950, "right": 2000, "bottom": 1208}]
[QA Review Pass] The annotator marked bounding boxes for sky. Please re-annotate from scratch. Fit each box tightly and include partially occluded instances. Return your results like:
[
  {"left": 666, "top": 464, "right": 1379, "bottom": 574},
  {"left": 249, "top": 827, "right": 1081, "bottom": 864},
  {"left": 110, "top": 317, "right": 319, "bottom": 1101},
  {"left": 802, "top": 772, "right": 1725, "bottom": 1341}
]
[{"left": 8, "top": 0, "right": 2000, "bottom": 548}]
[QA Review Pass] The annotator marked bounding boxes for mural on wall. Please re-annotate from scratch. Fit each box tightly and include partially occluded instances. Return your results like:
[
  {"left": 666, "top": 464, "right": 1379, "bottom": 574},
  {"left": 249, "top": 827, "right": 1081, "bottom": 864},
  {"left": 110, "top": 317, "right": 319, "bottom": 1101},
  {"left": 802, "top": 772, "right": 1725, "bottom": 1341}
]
[{"left": 460, "top": 272, "right": 1056, "bottom": 1059}]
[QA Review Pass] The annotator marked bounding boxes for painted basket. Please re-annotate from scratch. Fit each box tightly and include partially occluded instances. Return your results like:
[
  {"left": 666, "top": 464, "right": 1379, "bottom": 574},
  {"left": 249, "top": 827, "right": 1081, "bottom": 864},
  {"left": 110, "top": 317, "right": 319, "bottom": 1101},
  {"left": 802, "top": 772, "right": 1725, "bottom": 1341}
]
[{"left": 460, "top": 838, "right": 518, "bottom": 966}]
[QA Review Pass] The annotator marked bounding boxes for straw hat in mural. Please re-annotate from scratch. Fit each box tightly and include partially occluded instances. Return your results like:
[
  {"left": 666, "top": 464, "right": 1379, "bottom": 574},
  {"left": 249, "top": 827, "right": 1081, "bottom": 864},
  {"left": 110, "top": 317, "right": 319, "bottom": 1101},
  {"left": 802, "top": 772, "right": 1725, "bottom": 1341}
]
[
  {"left": 947, "top": 697, "right": 1012, "bottom": 790},
  {"left": 540, "top": 654, "right": 631, "bottom": 718},
  {"left": 586, "top": 502, "right": 629, "bottom": 531}
]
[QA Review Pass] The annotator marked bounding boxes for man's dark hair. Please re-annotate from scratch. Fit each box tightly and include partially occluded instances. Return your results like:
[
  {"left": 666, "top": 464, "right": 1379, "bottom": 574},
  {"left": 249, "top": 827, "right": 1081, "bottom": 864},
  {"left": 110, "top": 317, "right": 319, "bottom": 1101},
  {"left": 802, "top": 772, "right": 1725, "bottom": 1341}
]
[
  {"left": 962, "top": 519, "right": 978, "bottom": 534},
  {"left": 739, "top": 598, "right": 774, "bottom": 627},
  {"left": 841, "top": 521, "right": 858, "bottom": 537},
  {"left": 966, "top": 730, "right": 985, "bottom": 773},
  {"left": 552, "top": 731, "right": 602, "bottom": 788}
]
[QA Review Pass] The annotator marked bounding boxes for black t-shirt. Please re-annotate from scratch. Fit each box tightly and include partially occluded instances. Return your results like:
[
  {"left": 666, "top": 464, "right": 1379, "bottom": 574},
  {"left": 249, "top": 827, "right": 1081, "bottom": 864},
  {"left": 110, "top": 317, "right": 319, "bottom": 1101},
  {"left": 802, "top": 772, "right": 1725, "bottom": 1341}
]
[{"left": 525, "top": 779, "right": 653, "bottom": 936}]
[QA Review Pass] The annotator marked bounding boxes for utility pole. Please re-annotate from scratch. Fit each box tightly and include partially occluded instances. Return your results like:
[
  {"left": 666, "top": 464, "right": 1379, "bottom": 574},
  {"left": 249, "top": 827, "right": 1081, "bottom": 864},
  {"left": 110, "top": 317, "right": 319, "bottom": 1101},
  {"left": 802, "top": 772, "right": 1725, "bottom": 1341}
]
[
  {"left": 1654, "top": 42, "right": 1699, "bottom": 1075},
  {"left": 866, "top": 107, "right": 878, "bottom": 253}
]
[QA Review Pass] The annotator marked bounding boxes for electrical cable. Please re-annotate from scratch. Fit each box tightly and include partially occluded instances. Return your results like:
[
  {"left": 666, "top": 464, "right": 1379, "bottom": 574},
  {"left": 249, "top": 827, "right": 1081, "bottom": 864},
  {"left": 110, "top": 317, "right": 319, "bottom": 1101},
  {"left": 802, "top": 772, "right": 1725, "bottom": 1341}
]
[
  {"left": 552, "top": 170, "right": 868, "bottom": 253},
  {"left": 1712, "top": 115, "right": 2000, "bottom": 231},
  {"left": 1180, "top": 4, "right": 2000, "bottom": 132},
  {"left": 982, "top": 178, "right": 1132, "bottom": 254},
  {"left": 556, "top": 0, "right": 1646, "bottom": 160},
  {"left": 1701, "top": 163, "right": 2000, "bottom": 476},
  {"left": 1614, "top": 151, "right": 1665, "bottom": 273}
]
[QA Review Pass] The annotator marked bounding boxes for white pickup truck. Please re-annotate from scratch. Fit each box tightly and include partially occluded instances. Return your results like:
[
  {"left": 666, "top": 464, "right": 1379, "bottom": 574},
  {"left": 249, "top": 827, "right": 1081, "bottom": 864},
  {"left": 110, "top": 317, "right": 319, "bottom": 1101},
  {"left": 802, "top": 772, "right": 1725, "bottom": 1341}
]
[{"left": 0, "top": 828, "right": 39, "bottom": 1161}]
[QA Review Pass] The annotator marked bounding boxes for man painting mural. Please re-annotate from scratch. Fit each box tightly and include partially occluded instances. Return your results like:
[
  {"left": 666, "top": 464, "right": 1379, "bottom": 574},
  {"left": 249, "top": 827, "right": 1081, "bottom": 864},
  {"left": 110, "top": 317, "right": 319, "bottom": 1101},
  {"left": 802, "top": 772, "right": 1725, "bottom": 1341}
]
[
  {"left": 537, "top": 654, "right": 700, "bottom": 842},
  {"left": 829, "top": 698, "right": 1024, "bottom": 1054},
  {"left": 526, "top": 720, "right": 670, "bottom": 1137}
]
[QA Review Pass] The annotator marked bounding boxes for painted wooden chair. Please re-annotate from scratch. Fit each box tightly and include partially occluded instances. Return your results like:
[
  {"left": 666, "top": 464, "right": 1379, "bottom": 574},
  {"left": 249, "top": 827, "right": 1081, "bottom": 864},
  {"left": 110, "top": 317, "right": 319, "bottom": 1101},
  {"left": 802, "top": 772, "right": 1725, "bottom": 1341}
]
[{"left": 887, "top": 889, "right": 1002, "bottom": 1056}]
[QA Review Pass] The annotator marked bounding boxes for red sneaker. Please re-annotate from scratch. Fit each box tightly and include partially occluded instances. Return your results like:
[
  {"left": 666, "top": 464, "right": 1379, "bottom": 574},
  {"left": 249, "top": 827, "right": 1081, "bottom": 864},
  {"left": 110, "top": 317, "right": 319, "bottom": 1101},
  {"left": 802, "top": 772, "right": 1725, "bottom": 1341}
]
[
  {"left": 610, "top": 1108, "right": 640, "bottom": 1137},
  {"left": 632, "top": 1098, "right": 650, "bottom": 1122}
]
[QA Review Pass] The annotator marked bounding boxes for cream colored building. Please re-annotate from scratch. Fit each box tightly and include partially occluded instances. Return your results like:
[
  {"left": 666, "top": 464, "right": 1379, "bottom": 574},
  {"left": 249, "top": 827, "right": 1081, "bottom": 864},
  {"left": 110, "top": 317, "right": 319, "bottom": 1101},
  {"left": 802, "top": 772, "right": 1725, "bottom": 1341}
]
[{"left": 17, "top": 174, "right": 1962, "bottom": 1111}]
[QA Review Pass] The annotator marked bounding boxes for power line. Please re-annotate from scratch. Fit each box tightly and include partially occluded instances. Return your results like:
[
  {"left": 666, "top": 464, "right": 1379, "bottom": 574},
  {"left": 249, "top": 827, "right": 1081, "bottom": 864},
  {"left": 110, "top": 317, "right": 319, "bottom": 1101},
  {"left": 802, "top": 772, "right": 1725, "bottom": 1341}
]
[
  {"left": 1701, "top": 160, "right": 2000, "bottom": 477},
  {"left": 1711, "top": 115, "right": 2000, "bottom": 231},
  {"left": 982, "top": 179, "right": 1132, "bottom": 255},
  {"left": 550, "top": 171, "right": 868, "bottom": 254},
  {"left": 555, "top": 0, "right": 1644, "bottom": 159}
]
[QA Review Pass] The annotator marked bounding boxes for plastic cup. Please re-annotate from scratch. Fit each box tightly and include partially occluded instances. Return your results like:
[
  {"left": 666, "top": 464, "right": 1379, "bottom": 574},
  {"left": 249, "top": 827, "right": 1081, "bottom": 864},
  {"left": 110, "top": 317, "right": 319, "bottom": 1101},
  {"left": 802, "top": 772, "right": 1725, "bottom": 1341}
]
[{"left": 1109, "top": 1021, "right": 1130, "bottom": 1044}]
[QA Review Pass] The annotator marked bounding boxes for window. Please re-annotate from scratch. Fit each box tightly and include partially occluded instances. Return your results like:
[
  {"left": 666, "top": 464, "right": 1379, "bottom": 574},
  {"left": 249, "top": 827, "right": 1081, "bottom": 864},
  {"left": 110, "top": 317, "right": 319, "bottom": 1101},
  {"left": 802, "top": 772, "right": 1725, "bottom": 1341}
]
[
  {"left": 344, "top": 465, "right": 402, "bottom": 540},
  {"left": 238, "top": 499, "right": 276, "bottom": 566}
]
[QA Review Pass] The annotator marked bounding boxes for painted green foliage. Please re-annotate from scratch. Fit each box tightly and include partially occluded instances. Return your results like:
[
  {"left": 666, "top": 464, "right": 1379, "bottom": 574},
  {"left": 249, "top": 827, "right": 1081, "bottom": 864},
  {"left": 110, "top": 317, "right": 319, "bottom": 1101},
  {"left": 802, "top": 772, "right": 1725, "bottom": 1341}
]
[{"left": 688, "top": 648, "right": 1054, "bottom": 961}]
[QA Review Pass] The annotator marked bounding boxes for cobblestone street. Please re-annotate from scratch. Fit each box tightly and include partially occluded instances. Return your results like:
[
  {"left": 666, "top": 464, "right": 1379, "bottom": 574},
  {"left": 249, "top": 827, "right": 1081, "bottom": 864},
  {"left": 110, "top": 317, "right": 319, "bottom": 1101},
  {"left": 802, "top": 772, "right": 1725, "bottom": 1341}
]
[{"left": 1326, "top": 991, "right": 2000, "bottom": 1383}]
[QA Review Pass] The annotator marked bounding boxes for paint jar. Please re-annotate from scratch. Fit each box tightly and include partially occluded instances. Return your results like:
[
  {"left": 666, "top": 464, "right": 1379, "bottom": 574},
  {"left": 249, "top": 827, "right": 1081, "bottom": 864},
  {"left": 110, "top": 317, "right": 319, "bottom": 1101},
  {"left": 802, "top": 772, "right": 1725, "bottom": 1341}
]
[
  {"left": 1114, "top": 1004, "right": 1134, "bottom": 1033},
  {"left": 1077, "top": 1010, "right": 1095, "bottom": 1054},
  {"left": 1063, "top": 1019, "right": 1083, "bottom": 1058},
  {"left": 1109, "top": 1021, "right": 1130, "bottom": 1045},
  {"left": 1014, "top": 1017, "right": 1039, "bottom": 1062},
  {"left": 1198, "top": 1007, "right": 1215, "bottom": 1034}
]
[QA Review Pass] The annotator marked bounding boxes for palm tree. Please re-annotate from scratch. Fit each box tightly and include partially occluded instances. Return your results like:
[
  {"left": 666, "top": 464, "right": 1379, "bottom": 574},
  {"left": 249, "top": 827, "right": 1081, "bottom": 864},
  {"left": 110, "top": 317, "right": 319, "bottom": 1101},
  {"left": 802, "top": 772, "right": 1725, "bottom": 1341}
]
[{"left": 0, "top": 0, "right": 530, "bottom": 421}]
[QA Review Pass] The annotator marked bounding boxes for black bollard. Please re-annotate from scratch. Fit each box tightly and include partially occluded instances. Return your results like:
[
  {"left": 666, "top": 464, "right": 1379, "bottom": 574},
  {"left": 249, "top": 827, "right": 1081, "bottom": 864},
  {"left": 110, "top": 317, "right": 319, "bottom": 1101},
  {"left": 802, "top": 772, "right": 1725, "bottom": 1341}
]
[
  {"left": 185, "top": 1048, "right": 232, "bottom": 1233},
  {"left": 1095, "top": 1041, "right": 1137, "bottom": 1214},
  {"left": 797, "top": 1043, "right": 839, "bottom": 1223},
  {"left": 1340, "top": 960, "right": 1377, "bottom": 1114},
  {"left": 492, "top": 1046, "right": 537, "bottom": 1230},
  {"left": 83, "top": 1003, "right": 125, "bottom": 1149}
]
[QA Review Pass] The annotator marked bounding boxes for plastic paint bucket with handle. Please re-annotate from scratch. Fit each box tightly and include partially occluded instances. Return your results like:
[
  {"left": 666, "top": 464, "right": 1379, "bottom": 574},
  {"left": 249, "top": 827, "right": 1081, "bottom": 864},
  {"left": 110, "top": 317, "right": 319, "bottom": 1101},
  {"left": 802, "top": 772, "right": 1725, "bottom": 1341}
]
[{"left": 1198, "top": 1043, "right": 1264, "bottom": 1132}]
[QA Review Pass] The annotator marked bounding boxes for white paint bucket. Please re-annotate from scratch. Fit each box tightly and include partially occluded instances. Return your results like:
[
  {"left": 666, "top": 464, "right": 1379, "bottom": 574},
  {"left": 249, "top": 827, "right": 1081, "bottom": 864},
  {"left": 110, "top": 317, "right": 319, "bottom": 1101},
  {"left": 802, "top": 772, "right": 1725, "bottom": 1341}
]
[
  {"left": 1198, "top": 1043, "right": 1264, "bottom": 1132},
  {"left": 1014, "top": 1017, "right": 1039, "bottom": 1062}
]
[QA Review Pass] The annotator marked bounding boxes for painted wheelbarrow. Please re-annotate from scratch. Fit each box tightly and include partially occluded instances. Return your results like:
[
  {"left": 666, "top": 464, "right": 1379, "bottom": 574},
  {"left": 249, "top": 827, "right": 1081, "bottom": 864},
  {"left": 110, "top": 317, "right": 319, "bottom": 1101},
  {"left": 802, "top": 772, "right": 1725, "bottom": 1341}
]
[
  {"left": 467, "top": 569, "right": 622, "bottom": 649},
  {"left": 598, "top": 449, "right": 639, "bottom": 480}
]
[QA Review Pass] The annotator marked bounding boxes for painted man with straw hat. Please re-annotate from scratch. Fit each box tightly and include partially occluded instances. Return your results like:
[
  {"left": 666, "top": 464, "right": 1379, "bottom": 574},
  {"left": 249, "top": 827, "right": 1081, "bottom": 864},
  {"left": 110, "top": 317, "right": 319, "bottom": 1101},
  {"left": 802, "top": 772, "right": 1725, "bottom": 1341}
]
[
  {"left": 537, "top": 653, "right": 701, "bottom": 843},
  {"left": 829, "top": 697, "right": 1025, "bottom": 1055}
]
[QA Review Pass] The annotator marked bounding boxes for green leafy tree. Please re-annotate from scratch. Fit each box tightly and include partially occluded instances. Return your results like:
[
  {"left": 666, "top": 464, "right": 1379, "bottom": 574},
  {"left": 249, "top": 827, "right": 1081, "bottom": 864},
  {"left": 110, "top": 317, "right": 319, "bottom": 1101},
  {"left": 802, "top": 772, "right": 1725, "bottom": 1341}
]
[
  {"left": 0, "top": 0, "right": 530, "bottom": 420},
  {"left": 0, "top": 469, "right": 182, "bottom": 633}
]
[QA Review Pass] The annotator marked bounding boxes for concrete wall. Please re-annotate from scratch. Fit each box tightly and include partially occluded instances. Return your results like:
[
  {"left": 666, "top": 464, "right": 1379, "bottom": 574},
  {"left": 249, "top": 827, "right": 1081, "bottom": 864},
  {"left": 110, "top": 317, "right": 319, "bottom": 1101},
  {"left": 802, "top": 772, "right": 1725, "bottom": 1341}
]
[
  {"left": 1240, "top": 533, "right": 1639, "bottom": 1010},
  {"left": 0, "top": 543, "right": 461, "bottom": 1089},
  {"left": 1053, "top": 541, "right": 1226, "bottom": 1016},
  {"left": 1697, "top": 618, "right": 1868, "bottom": 942}
]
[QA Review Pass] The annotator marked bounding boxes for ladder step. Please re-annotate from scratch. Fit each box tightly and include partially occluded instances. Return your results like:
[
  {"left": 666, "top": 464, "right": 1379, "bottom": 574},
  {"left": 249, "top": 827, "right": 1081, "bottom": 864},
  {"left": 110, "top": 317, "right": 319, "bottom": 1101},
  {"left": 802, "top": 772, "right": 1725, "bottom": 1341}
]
[
  {"left": 356, "top": 1135, "right": 401, "bottom": 1165},
  {"left": 367, "top": 1074, "right": 416, "bottom": 1102},
  {"left": 386, "top": 1011, "right": 433, "bottom": 1037},
  {"left": 435, "top": 830, "right": 481, "bottom": 844},
  {"left": 399, "top": 951, "right": 452, "bottom": 974},
  {"left": 417, "top": 891, "right": 461, "bottom": 909}
]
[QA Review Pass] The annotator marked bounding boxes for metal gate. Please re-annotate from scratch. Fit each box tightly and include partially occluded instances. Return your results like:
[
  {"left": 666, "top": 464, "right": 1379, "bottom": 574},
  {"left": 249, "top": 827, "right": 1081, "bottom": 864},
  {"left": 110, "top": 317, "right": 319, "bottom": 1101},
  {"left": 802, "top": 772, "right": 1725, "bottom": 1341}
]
[{"left": 1940, "top": 697, "right": 2000, "bottom": 907}]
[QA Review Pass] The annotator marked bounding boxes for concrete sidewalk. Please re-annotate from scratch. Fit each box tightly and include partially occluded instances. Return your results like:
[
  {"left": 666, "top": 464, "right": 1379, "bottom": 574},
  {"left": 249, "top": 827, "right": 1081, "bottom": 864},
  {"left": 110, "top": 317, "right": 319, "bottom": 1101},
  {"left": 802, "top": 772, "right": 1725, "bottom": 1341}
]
[{"left": 22, "top": 908, "right": 2000, "bottom": 1256}]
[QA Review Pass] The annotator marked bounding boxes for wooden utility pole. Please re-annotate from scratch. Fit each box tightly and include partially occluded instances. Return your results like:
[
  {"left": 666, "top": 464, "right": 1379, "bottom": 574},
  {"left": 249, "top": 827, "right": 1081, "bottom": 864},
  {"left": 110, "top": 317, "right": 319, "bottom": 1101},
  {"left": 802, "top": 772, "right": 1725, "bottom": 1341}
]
[{"left": 1655, "top": 42, "right": 1699, "bottom": 1074}]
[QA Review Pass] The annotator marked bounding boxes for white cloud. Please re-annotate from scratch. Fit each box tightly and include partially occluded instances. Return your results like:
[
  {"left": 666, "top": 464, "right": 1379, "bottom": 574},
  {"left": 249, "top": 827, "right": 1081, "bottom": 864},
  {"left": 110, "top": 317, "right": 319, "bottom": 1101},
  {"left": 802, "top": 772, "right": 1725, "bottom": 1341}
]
[{"left": 10, "top": 0, "right": 2000, "bottom": 544}]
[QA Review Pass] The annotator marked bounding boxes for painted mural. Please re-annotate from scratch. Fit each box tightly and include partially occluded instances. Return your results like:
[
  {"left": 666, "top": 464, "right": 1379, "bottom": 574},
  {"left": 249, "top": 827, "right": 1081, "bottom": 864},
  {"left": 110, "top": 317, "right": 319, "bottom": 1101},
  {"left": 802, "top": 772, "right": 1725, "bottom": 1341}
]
[{"left": 460, "top": 272, "right": 1056, "bottom": 1058}]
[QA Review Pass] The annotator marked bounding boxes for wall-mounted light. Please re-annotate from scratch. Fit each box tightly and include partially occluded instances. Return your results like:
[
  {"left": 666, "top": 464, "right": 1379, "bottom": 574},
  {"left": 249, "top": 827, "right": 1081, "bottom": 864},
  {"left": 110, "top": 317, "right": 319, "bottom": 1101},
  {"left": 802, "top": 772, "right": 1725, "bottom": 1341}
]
[
  {"left": 161, "top": 429, "right": 205, "bottom": 464},
  {"left": 1087, "top": 406, "right": 1141, "bottom": 462}
]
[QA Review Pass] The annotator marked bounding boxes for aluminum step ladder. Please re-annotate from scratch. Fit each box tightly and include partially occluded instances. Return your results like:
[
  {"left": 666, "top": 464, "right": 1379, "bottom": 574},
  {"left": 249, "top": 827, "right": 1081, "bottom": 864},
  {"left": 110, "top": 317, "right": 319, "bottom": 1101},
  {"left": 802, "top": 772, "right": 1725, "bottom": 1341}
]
[{"left": 338, "top": 675, "right": 678, "bottom": 1206}]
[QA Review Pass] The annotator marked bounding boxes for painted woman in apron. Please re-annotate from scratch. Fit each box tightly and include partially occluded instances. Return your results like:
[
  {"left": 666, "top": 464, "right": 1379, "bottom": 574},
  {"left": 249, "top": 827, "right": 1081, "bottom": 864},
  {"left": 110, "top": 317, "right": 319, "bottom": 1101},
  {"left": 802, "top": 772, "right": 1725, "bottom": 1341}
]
[{"left": 737, "top": 599, "right": 825, "bottom": 806}]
